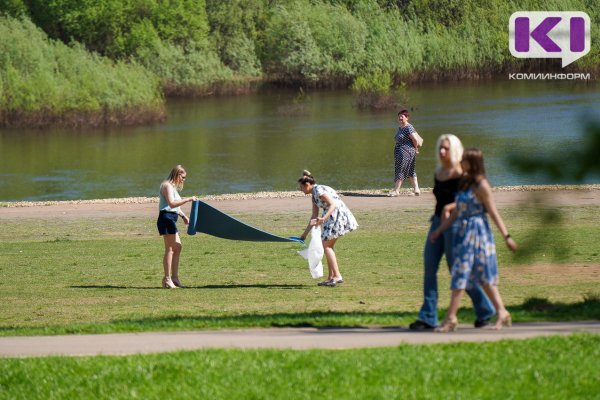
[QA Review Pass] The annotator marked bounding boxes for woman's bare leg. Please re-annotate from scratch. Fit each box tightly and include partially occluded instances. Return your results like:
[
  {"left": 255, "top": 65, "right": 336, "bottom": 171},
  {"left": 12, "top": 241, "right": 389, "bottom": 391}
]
[
  {"left": 481, "top": 284, "right": 511, "bottom": 329},
  {"left": 409, "top": 176, "right": 420, "bottom": 195},
  {"left": 323, "top": 238, "right": 341, "bottom": 280}
]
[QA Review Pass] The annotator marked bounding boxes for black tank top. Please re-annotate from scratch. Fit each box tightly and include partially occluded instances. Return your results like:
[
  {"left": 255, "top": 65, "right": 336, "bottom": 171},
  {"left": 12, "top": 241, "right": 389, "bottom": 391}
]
[{"left": 433, "top": 176, "right": 461, "bottom": 217}]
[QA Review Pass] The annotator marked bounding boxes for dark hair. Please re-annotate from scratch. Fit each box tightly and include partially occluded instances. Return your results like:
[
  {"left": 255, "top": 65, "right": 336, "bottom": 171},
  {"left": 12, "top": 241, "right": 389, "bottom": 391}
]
[
  {"left": 460, "top": 148, "right": 486, "bottom": 190},
  {"left": 398, "top": 109, "right": 409, "bottom": 118},
  {"left": 297, "top": 169, "right": 316, "bottom": 185}
]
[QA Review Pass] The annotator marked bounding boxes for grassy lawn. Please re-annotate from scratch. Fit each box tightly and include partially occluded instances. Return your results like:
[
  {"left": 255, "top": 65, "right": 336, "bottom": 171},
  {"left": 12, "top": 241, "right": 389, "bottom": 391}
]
[
  {"left": 1, "top": 201, "right": 599, "bottom": 399},
  {"left": 1, "top": 204, "right": 599, "bottom": 336},
  {"left": 1, "top": 334, "right": 598, "bottom": 399}
]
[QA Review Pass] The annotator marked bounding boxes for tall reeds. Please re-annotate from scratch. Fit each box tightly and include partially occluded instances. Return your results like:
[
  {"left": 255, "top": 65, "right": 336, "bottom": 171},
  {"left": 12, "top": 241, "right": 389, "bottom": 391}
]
[{"left": 0, "top": 16, "right": 164, "bottom": 128}]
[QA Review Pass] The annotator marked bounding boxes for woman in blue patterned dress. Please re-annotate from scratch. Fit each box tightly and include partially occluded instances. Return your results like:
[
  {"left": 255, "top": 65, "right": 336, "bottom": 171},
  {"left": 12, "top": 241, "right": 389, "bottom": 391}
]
[
  {"left": 298, "top": 170, "right": 359, "bottom": 287},
  {"left": 429, "top": 149, "right": 517, "bottom": 331},
  {"left": 389, "top": 109, "right": 421, "bottom": 197}
]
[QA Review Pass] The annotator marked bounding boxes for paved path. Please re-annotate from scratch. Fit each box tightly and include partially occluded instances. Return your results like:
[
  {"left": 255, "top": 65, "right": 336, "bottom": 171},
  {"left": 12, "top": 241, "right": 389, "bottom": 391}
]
[{"left": 1, "top": 322, "right": 598, "bottom": 358}]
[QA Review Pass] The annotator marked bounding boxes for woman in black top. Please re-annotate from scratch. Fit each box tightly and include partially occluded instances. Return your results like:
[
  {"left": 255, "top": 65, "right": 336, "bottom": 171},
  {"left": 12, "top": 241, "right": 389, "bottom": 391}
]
[{"left": 409, "top": 134, "right": 495, "bottom": 330}]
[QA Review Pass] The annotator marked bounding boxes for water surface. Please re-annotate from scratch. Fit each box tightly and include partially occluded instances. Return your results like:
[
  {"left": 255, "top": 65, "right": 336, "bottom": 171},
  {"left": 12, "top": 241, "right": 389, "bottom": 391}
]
[{"left": 0, "top": 80, "right": 598, "bottom": 201}]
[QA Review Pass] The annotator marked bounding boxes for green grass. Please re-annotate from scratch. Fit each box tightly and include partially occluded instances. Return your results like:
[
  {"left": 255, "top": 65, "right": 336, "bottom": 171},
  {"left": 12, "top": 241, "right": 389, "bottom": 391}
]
[
  {"left": 0, "top": 334, "right": 598, "bottom": 399},
  {"left": 1, "top": 205, "right": 599, "bottom": 336}
]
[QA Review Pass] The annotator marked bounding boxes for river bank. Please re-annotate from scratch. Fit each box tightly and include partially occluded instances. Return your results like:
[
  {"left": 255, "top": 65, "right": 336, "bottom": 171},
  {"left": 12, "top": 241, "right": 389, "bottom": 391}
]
[{"left": 1, "top": 185, "right": 599, "bottom": 219}]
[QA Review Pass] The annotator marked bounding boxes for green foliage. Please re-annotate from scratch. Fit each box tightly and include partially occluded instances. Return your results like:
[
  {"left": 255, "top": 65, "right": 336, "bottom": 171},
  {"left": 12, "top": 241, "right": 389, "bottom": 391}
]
[
  {"left": 18, "top": 0, "right": 233, "bottom": 98},
  {"left": 25, "top": 0, "right": 210, "bottom": 59},
  {"left": 352, "top": 70, "right": 393, "bottom": 94},
  {"left": 352, "top": 70, "right": 406, "bottom": 110},
  {"left": 0, "top": 0, "right": 26, "bottom": 16},
  {"left": 134, "top": 40, "right": 234, "bottom": 95},
  {"left": 205, "top": 0, "right": 266, "bottom": 77},
  {"left": 260, "top": 4, "right": 324, "bottom": 83},
  {"left": 260, "top": 1, "right": 368, "bottom": 84},
  {"left": 0, "top": 16, "right": 163, "bottom": 126}
]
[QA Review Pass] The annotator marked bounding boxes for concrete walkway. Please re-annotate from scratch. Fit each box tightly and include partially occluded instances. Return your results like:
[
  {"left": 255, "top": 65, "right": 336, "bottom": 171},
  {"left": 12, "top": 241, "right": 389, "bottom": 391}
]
[{"left": 1, "top": 322, "right": 598, "bottom": 358}]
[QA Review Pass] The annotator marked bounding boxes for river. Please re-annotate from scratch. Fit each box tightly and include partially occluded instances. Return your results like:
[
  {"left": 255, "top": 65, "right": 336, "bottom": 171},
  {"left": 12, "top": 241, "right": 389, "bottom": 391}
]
[{"left": 0, "top": 80, "right": 598, "bottom": 202}]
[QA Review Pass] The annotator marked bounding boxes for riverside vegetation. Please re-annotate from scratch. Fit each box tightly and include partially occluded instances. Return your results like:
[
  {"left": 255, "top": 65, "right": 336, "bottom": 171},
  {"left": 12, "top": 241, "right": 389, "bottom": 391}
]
[{"left": 1, "top": 0, "right": 599, "bottom": 127}]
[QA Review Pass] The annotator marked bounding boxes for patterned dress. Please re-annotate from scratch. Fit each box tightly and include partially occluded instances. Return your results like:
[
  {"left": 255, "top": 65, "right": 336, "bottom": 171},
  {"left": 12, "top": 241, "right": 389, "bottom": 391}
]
[
  {"left": 450, "top": 187, "right": 499, "bottom": 290},
  {"left": 312, "top": 185, "right": 358, "bottom": 241},
  {"left": 394, "top": 123, "right": 418, "bottom": 181}
]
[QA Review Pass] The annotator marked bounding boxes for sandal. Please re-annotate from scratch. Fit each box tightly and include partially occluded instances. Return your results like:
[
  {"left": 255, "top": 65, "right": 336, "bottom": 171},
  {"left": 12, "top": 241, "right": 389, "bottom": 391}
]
[{"left": 318, "top": 279, "right": 336, "bottom": 287}]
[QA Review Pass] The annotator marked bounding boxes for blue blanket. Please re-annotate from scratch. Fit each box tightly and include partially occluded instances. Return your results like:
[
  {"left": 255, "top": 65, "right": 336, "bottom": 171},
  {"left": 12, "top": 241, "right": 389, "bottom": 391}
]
[{"left": 187, "top": 200, "right": 303, "bottom": 243}]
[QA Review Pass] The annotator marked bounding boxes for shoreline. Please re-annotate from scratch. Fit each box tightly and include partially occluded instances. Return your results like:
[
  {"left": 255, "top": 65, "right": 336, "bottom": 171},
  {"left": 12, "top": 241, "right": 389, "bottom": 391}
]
[{"left": 1, "top": 184, "right": 599, "bottom": 208}]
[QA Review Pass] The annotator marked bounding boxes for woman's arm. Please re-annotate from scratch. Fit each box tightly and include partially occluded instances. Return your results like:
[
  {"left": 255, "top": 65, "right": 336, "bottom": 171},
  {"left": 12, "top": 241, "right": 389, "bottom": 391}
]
[
  {"left": 315, "top": 193, "right": 336, "bottom": 225},
  {"left": 161, "top": 182, "right": 197, "bottom": 210},
  {"left": 475, "top": 179, "right": 518, "bottom": 252},
  {"left": 300, "top": 202, "right": 320, "bottom": 240},
  {"left": 430, "top": 205, "right": 459, "bottom": 242},
  {"left": 409, "top": 132, "right": 419, "bottom": 148},
  {"left": 441, "top": 202, "right": 456, "bottom": 222}
]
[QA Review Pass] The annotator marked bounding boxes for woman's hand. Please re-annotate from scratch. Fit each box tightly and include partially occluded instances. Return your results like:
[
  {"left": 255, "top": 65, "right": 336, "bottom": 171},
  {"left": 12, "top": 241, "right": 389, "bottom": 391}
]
[
  {"left": 441, "top": 203, "right": 456, "bottom": 222},
  {"left": 181, "top": 215, "right": 190, "bottom": 225},
  {"left": 429, "top": 229, "right": 442, "bottom": 243},
  {"left": 505, "top": 236, "right": 518, "bottom": 252},
  {"left": 188, "top": 196, "right": 198, "bottom": 202},
  {"left": 315, "top": 217, "right": 326, "bottom": 225}
]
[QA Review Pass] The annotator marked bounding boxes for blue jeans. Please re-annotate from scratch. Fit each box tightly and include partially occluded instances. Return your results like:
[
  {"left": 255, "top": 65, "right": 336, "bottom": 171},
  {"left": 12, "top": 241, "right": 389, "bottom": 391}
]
[{"left": 417, "top": 215, "right": 496, "bottom": 326}]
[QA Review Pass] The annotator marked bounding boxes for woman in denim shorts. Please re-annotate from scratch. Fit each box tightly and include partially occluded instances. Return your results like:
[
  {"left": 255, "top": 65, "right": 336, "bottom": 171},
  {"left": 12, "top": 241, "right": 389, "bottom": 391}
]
[{"left": 157, "top": 165, "right": 197, "bottom": 288}]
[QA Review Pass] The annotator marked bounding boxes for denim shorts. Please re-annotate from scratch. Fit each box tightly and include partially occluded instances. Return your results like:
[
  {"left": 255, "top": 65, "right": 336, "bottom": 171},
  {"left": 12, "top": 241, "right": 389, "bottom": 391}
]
[{"left": 157, "top": 211, "right": 178, "bottom": 235}]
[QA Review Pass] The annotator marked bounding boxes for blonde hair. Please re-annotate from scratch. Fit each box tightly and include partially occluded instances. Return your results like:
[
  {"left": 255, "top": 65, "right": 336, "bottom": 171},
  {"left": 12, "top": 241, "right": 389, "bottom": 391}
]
[
  {"left": 167, "top": 165, "right": 186, "bottom": 191},
  {"left": 436, "top": 134, "right": 464, "bottom": 167},
  {"left": 297, "top": 169, "right": 316, "bottom": 185}
]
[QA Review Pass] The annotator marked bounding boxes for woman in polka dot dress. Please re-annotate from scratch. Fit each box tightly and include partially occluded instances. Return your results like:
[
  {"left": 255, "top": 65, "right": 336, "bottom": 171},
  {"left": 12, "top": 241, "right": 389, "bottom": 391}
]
[{"left": 389, "top": 109, "right": 421, "bottom": 196}]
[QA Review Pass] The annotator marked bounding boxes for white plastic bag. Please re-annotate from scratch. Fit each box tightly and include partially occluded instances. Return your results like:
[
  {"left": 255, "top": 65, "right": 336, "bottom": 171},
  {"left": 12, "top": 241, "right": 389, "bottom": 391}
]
[{"left": 297, "top": 226, "right": 324, "bottom": 278}]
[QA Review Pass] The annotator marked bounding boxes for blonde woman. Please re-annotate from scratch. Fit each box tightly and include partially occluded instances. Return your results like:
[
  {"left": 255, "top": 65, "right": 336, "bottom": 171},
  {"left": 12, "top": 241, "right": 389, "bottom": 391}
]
[
  {"left": 298, "top": 170, "right": 358, "bottom": 286},
  {"left": 157, "top": 165, "right": 197, "bottom": 289}
]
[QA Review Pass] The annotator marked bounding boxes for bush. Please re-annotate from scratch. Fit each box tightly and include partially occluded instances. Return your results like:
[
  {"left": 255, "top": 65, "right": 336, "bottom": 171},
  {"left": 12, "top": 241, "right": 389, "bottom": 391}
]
[
  {"left": 24, "top": 0, "right": 210, "bottom": 58},
  {"left": 134, "top": 39, "right": 234, "bottom": 96},
  {"left": 260, "top": 1, "right": 368, "bottom": 85},
  {"left": 352, "top": 70, "right": 403, "bottom": 110},
  {"left": 0, "top": 0, "right": 26, "bottom": 17},
  {"left": 0, "top": 16, "right": 164, "bottom": 127},
  {"left": 206, "top": 0, "right": 265, "bottom": 77}
]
